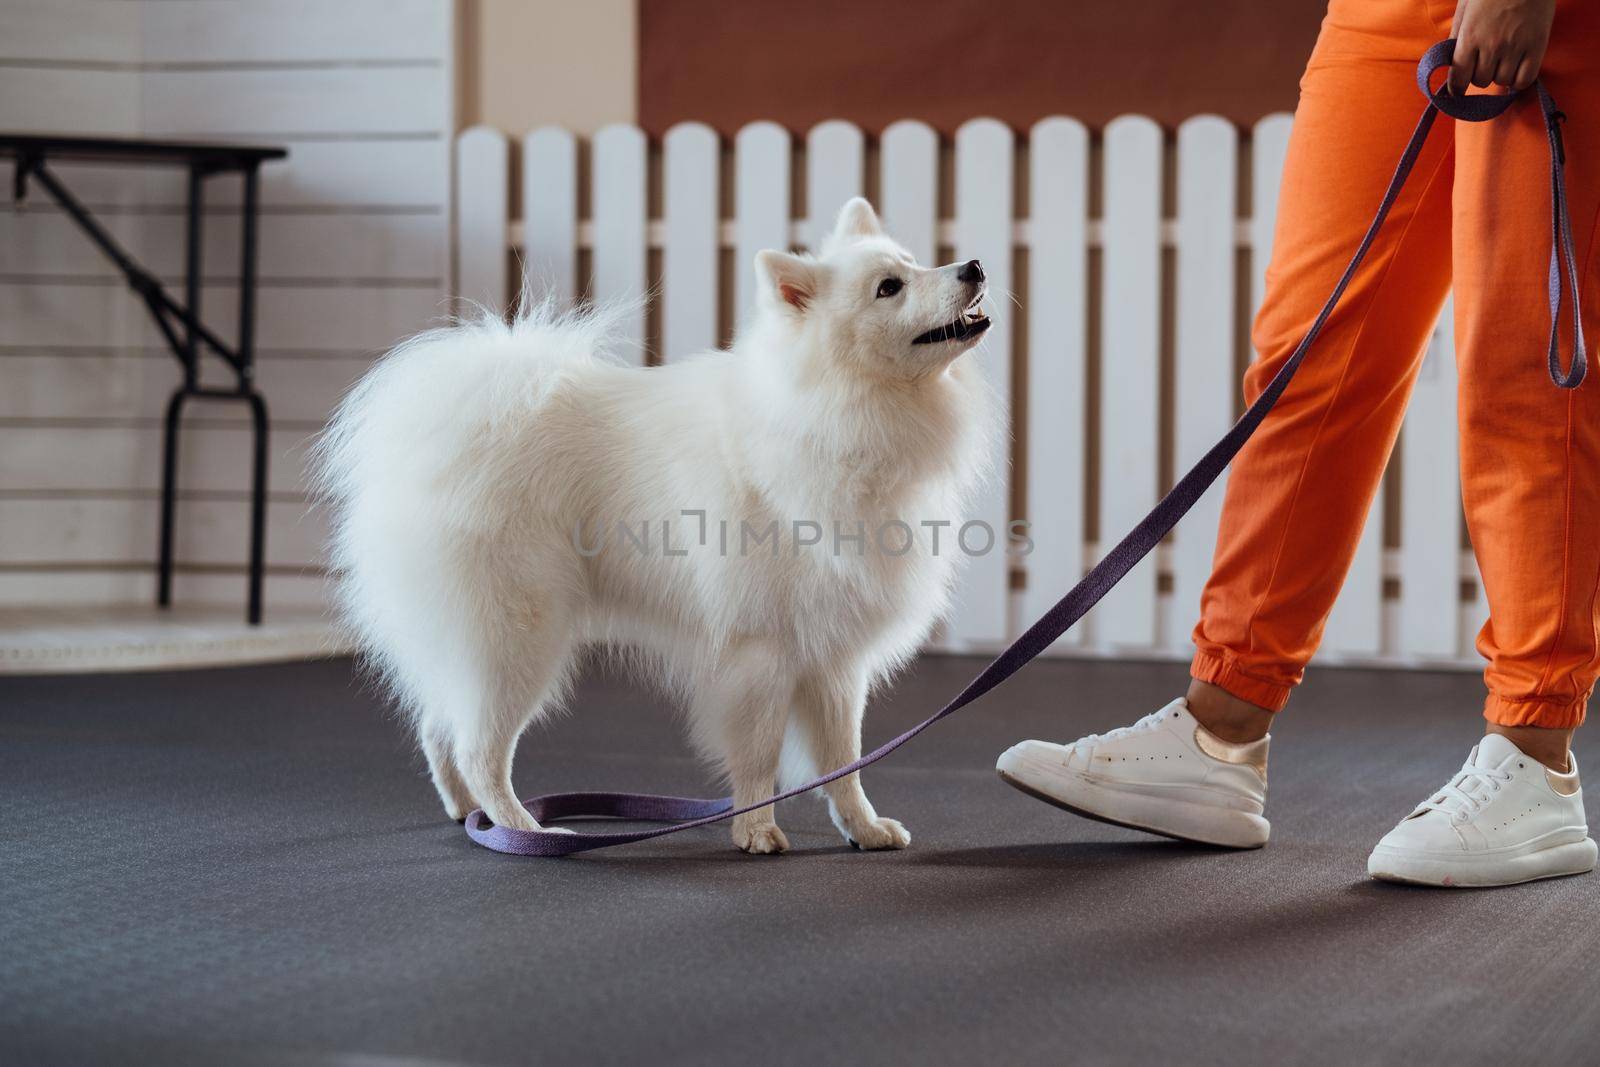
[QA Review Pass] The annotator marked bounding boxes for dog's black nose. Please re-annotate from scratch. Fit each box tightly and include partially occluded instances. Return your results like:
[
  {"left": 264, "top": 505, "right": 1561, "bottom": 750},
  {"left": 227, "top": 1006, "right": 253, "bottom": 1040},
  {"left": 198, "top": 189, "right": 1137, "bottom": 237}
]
[{"left": 958, "top": 259, "right": 985, "bottom": 284}]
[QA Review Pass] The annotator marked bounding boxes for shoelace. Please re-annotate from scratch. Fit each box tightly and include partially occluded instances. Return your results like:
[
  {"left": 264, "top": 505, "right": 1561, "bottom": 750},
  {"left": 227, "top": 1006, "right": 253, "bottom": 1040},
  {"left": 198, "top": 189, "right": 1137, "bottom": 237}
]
[
  {"left": 1416, "top": 764, "right": 1513, "bottom": 822},
  {"left": 1070, "top": 709, "right": 1168, "bottom": 748}
]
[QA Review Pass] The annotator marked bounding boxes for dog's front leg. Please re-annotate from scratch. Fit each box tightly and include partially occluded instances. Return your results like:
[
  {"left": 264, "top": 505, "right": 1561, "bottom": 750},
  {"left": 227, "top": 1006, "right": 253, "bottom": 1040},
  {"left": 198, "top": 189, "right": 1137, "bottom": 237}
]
[
  {"left": 796, "top": 664, "right": 910, "bottom": 851},
  {"left": 704, "top": 646, "right": 794, "bottom": 854}
]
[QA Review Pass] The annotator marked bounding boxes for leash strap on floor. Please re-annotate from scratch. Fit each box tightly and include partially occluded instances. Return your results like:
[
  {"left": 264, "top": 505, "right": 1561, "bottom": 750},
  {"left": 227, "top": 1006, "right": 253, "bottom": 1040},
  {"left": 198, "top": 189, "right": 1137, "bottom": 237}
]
[{"left": 466, "top": 40, "right": 1588, "bottom": 857}]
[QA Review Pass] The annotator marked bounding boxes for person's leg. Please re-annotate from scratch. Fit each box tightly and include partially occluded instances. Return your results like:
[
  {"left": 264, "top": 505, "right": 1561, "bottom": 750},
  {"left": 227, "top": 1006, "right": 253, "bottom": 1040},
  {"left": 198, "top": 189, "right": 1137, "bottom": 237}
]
[
  {"left": 1364, "top": 0, "right": 1598, "bottom": 888},
  {"left": 997, "top": 2, "right": 1460, "bottom": 846},
  {"left": 1452, "top": 0, "right": 1600, "bottom": 771},
  {"left": 1188, "top": 0, "right": 1459, "bottom": 739}
]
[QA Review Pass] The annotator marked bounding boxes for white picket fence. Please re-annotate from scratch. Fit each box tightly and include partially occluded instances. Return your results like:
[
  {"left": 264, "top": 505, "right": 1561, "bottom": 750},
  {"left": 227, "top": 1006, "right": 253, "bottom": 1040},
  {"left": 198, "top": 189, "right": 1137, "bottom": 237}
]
[{"left": 453, "top": 115, "right": 1486, "bottom": 669}]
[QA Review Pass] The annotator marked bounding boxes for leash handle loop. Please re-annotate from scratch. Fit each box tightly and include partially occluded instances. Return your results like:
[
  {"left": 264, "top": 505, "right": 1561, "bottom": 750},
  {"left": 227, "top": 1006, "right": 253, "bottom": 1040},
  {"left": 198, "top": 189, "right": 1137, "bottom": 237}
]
[
  {"left": 1416, "top": 39, "right": 1519, "bottom": 122},
  {"left": 1537, "top": 79, "right": 1587, "bottom": 388}
]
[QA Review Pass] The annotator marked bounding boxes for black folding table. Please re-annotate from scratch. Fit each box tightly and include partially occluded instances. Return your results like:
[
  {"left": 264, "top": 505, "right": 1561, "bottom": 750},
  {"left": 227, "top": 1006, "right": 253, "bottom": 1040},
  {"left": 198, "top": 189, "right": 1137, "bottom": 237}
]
[{"left": 1, "top": 134, "right": 288, "bottom": 624}]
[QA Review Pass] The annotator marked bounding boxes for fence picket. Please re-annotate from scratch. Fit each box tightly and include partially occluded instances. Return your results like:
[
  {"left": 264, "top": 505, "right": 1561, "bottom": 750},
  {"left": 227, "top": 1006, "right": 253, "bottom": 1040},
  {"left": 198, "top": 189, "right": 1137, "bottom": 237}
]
[
  {"left": 1096, "top": 115, "right": 1163, "bottom": 649},
  {"left": 1250, "top": 114, "right": 1294, "bottom": 315},
  {"left": 662, "top": 122, "right": 720, "bottom": 361},
  {"left": 1399, "top": 300, "right": 1460, "bottom": 658},
  {"left": 1022, "top": 117, "right": 1089, "bottom": 650},
  {"left": 454, "top": 126, "right": 508, "bottom": 312},
  {"left": 1170, "top": 116, "right": 1238, "bottom": 651},
  {"left": 949, "top": 118, "right": 1015, "bottom": 650},
  {"left": 591, "top": 123, "right": 648, "bottom": 361},
  {"left": 805, "top": 120, "right": 864, "bottom": 249},
  {"left": 879, "top": 120, "right": 938, "bottom": 267},
  {"left": 1323, "top": 488, "right": 1385, "bottom": 657},
  {"left": 523, "top": 126, "right": 577, "bottom": 308},
  {"left": 734, "top": 121, "right": 791, "bottom": 327},
  {"left": 1466, "top": 559, "right": 1489, "bottom": 660}
]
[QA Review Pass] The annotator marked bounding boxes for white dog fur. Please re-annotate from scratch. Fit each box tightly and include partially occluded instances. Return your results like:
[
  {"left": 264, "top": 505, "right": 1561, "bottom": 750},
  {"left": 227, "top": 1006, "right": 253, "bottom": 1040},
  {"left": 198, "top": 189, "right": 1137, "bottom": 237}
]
[{"left": 317, "top": 198, "right": 998, "bottom": 853}]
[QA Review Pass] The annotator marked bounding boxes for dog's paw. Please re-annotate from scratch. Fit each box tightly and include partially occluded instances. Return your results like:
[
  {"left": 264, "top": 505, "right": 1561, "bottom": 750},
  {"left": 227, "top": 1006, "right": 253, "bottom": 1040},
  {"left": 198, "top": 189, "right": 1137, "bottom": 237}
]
[
  {"left": 476, "top": 805, "right": 576, "bottom": 835},
  {"left": 732, "top": 821, "right": 790, "bottom": 855},
  {"left": 847, "top": 816, "right": 910, "bottom": 851}
]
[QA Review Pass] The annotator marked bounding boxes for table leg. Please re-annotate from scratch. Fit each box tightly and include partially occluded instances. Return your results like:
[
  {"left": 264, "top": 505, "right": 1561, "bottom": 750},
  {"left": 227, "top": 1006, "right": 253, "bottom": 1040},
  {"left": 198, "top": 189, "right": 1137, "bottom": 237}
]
[
  {"left": 157, "top": 391, "right": 186, "bottom": 608},
  {"left": 240, "top": 165, "right": 266, "bottom": 625}
]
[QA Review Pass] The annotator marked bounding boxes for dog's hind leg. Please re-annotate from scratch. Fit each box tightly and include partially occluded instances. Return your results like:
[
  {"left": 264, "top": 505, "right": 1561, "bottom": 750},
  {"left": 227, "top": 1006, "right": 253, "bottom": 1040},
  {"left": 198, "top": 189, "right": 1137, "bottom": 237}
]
[
  {"left": 795, "top": 662, "right": 910, "bottom": 850},
  {"left": 419, "top": 725, "right": 476, "bottom": 822},
  {"left": 452, "top": 620, "right": 577, "bottom": 834},
  {"left": 696, "top": 643, "right": 797, "bottom": 854}
]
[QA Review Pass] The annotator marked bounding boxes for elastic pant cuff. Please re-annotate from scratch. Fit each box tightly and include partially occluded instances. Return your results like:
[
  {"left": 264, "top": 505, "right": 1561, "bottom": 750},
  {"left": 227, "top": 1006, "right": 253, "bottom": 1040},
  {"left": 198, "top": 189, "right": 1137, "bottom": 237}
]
[
  {"left": 1190, "top": 651, "right": 1293, "bottom": 713},
  {"left": 1483, "top": 692, "right": 1590, "bottom": 730}
]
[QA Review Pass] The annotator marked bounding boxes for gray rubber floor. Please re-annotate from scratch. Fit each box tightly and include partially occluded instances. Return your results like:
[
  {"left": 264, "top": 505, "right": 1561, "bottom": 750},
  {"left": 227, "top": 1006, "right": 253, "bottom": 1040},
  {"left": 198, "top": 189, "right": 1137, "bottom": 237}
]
[{"left": 4, "top": 653, "right": 1598, "bottom": 1065}]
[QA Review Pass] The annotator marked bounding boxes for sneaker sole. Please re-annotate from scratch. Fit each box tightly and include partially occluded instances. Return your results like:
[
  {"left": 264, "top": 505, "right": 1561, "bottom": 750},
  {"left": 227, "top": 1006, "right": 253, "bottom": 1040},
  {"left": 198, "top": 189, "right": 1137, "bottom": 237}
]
[
  {"left": 1368, "top": 836, "right": 1597, "bottom": 888},
  {"left": 997, "top": 768, "right": 1269, "bottom": 850}
]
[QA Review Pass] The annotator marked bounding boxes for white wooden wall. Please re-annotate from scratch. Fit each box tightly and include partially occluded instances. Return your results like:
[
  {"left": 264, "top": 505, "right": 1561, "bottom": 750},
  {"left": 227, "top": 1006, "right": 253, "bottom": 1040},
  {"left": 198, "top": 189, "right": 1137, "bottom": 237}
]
[
  {"left": 0, "top": 0, "right": 454, "bottom": 612},
  {"left": 456, "top": 117, "right": 1484, "bottom": 668}
]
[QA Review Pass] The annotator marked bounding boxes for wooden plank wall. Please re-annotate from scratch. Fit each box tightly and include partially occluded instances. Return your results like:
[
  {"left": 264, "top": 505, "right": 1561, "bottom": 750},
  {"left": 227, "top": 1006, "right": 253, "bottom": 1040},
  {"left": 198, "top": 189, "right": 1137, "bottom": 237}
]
[{"left": 0, "top": 0, "right": 454, "bottom": 613}]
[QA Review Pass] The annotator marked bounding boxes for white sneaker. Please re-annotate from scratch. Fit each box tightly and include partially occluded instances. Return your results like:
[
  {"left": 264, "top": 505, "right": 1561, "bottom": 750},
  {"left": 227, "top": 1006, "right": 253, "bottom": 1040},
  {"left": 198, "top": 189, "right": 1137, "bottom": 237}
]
[
  {"left": 1368, "top": 734, "right": 1597, "bottom": 887},
  {"left": 995, "top": 697, "right": 1270, "bottom": 848}
]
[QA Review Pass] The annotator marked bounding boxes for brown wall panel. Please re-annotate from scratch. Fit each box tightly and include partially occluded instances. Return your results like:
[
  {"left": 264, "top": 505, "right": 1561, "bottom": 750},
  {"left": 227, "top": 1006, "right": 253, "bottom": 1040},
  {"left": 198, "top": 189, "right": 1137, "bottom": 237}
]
[{"left": 639, "top": 0, "right": 1328, "bottom": 135}]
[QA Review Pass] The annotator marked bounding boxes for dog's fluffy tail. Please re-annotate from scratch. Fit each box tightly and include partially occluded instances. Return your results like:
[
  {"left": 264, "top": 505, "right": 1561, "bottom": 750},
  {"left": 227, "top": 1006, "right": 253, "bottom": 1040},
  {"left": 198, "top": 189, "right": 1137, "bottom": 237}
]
[
  {"left": 314, "top": 295, "right": 634, "bottom": 513},
  {"left": 311, "top": 295, "right": 636, "bottom": 704}
]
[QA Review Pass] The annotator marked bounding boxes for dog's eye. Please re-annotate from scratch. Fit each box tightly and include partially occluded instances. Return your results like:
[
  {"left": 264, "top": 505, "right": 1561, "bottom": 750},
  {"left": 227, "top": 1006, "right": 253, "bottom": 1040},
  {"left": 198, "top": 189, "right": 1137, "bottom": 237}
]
[{"left": 875, "top": 278, "right": 904, "bottom": 299}]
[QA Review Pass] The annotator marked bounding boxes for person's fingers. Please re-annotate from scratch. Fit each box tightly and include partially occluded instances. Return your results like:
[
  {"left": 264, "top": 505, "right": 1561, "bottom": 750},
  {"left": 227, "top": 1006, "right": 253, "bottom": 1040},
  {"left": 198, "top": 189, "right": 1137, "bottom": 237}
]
[
  {"left": 1512, "top": 56, "right": 1537, "bottom": 91},
  {"left": 1514, "top": 43, "right": 1547, "bottom": 91},
  {"left": 1448, "top": 45, "right": 1477, "bottom": 95},
  {"left": 1470, "top": 48, "right": 1496, "bottom": 88},
  {"left": 1495, "top": 51, "right": 1523, "bottom": 89}
]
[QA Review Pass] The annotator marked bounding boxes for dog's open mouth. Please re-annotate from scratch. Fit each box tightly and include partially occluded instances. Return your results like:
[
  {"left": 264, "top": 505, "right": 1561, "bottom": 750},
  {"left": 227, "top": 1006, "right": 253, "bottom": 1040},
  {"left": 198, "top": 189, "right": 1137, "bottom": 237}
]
[{"left": 912, "top": 299, "right": 990, "bottom": 345}]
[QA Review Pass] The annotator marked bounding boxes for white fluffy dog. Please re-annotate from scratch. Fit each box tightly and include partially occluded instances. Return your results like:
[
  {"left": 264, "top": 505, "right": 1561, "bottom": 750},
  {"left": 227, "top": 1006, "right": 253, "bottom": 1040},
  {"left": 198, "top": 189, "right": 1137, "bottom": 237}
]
[{"left": 318, "top": 199, "right": 997, "bottom": 853}]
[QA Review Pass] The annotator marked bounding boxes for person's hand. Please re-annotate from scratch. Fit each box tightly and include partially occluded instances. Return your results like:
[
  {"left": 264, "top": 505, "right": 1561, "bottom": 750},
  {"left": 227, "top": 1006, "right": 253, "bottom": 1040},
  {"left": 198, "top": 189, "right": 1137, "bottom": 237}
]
[{"left": 1449, "top": 0, "right": 1556, "bottom": 94}]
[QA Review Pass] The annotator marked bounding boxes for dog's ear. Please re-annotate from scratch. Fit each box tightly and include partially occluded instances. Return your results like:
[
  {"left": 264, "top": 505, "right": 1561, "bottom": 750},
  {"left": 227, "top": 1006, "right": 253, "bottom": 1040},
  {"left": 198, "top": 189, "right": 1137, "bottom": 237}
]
[
  {"left": 832, "top": 197, "right": 883, "bottom": 243},
  {"left": 755, "top": 250, "right": 818, "bottom": 313}
]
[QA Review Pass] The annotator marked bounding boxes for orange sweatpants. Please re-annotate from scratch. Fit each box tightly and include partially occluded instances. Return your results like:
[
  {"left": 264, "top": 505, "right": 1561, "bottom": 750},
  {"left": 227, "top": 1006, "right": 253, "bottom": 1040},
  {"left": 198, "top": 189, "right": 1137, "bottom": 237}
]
[{"left": 1191, "top": 0, "right": 1600, "bottom": 729}]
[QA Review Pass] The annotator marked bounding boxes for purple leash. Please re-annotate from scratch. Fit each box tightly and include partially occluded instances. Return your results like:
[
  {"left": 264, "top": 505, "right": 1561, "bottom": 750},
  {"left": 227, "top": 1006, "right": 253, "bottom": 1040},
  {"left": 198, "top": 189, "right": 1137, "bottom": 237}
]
[{"left": 465, "top": 40, "right": 1588, "bottom": 857}]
